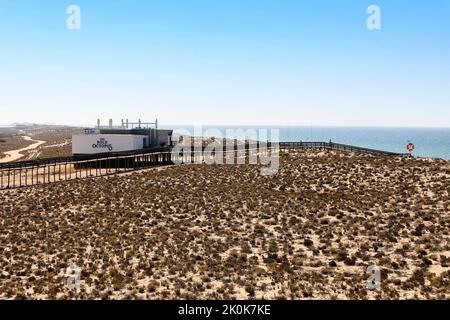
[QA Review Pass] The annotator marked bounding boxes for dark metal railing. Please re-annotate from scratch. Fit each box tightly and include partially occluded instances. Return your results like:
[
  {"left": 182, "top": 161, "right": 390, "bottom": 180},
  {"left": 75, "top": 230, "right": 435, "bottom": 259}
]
[
  {"left": 278, "top": 141, "right": 408, "bottom": 156},
  {"left": 0, "top": 148, "right": 173, "bottom": 190}
]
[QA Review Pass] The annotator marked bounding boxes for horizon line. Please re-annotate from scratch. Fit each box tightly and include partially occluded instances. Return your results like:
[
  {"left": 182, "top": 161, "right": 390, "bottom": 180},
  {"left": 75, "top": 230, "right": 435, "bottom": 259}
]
[{"left": 2, "top": 123, "right": 450, "bottom": 130}]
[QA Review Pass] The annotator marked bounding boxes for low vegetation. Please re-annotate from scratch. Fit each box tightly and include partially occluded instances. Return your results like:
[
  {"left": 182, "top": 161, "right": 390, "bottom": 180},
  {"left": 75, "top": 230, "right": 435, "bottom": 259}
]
[{"left": 0, "top": 150, "right": 449, "bottom": 299}]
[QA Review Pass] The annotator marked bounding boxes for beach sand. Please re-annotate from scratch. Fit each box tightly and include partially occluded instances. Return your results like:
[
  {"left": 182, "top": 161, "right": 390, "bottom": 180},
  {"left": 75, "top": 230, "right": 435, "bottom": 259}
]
[{"left": 0, "top": 149, "right": 448, "bottom": 299}]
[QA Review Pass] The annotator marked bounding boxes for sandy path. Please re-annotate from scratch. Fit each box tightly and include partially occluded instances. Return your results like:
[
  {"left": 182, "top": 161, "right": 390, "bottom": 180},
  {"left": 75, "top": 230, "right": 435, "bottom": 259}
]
[
  {"left": 29, "top": 139, "right": 71, "bottom": 159},
  {"left": 0, "top": 136, "right": 46, "bottom": 163}
]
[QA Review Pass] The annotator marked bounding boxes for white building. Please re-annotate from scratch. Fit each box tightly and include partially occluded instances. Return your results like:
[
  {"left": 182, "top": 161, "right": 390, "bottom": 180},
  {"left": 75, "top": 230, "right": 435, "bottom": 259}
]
[
  {"left": 72, "top": 118, "right": 173, "bottom": 155},
  {"left": 72, "top": 134, "right": 147, "bottom": 155}
]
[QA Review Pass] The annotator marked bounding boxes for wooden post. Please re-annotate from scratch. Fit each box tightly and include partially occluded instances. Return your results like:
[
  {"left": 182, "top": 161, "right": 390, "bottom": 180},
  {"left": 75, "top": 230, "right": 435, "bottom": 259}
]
[
  {"left": 191, "top": 137, "right": 194, "bottom": 164},
  {"left": 181, "top": 147, "right": 184, "bottom": 165},
  {"left": 223, "top": 138, "right": 226, "bottom": 164}
]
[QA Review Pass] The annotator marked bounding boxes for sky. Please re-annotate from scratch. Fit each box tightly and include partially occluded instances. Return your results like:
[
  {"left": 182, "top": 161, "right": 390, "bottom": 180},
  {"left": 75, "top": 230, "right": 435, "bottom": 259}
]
[{"left": 0, "top": 0, "right": 449, "bottom": 127}]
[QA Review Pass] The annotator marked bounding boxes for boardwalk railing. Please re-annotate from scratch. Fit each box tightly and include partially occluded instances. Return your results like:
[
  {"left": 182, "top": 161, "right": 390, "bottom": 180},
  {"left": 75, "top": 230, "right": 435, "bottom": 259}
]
[
  {"left": 0, "top": 148, "right": 173, "bottom": 190},
  {"left": 278, "top": 141, "right": 408, "bottom": 156},
  {"left": 0, "top": 141, "right": 407, "bottom": 190}
]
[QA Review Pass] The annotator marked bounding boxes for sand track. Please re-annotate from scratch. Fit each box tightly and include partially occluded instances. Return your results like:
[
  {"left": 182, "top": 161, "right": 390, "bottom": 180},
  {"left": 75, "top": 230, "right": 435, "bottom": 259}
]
[{"left": 0, "top": 136, "right": 46, "bottom": 163}]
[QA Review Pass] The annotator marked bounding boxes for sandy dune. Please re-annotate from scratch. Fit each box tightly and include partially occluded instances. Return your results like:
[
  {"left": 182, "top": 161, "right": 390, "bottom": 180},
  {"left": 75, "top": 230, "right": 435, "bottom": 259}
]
[{"left": 0, "top": 149, "right": 449, "bottom": 300}]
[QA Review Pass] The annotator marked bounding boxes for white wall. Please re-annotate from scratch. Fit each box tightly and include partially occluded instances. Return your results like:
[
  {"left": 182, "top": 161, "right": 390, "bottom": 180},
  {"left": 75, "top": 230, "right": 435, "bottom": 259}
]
[{"left": 72, "top": 134, "right": 146, "bottom": 154}]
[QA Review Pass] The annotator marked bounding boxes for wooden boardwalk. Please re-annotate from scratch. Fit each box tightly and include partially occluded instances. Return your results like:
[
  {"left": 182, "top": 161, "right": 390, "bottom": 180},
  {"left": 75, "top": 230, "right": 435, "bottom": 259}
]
[
  {"left": 279, "top": 141, "right": 407, "bottom": 156},
  {"left": 0, "top": 141, "right": 408, "bottom": 190}
]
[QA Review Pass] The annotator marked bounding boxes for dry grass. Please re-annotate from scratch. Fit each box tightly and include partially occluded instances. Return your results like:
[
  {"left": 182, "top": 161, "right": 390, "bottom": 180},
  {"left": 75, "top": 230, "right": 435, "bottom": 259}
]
[
  {"left": 0, "top": 150, "right": 449, "bottom": 300},
  {"left": 37, "top": 144, "right": 73, "bottom": 159},
  {"left": 25, "top": 126, "right": 83, "bottom": 146},
  {"left": 0, "top": 135, "right": 34, "bottom": 159},
  {"left": 0, "top": 126, "right": 82, "bottom": 161},
  {"left": 23, "top": 126, "right": 83, "bottom": 159}
]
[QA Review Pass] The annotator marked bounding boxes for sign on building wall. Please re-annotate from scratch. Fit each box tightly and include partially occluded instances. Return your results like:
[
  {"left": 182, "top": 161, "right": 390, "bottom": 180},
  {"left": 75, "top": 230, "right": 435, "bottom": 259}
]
[
  {"left": 92, "top": 138, "right": 113, "bottom": 151},
  {"left": 72, "top": 134, "right": 146, "bottom": 155}
]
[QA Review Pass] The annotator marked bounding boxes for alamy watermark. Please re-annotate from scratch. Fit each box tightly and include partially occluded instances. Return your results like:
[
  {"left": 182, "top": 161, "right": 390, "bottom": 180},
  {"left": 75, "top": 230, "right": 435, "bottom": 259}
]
[
  {"left": 171, "top": 125, "right": 280, "bottom": 176},
  {"left": 67, "top": 5, "right": 81, "bottom": 30},
  {"left": 367, "top": 265, "right": 381, "bottom": 290},
  {"left": 65, "top": 263, "right": 81, "bottom": 291},
  {"left": 63, "top": 4, "right": 381, "bottom": 32},
  {"left": 367, "top": 5, "right": 381, "bottom": 30},
  {"left": 64, "top": 5, "right": 381, "bottom": 31}
]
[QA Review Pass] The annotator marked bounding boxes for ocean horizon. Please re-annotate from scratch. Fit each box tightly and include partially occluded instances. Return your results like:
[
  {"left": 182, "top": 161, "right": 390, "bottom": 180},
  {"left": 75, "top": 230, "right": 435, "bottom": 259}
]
[{"left": 165, "top": 125, "right": 450, "bottom": 160}]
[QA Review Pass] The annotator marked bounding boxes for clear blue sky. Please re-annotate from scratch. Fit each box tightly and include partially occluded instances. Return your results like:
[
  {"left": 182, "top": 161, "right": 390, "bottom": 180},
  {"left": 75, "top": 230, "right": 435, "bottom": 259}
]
[{"left": 0, "top": 0, "right": 449, "bottom": 127}]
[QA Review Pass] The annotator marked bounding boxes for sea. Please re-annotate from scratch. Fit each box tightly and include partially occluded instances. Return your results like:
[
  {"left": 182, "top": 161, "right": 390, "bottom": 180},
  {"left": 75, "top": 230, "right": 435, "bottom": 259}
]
[{"left": 165, "top": 125, "right": 450, "bottom": 160}]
